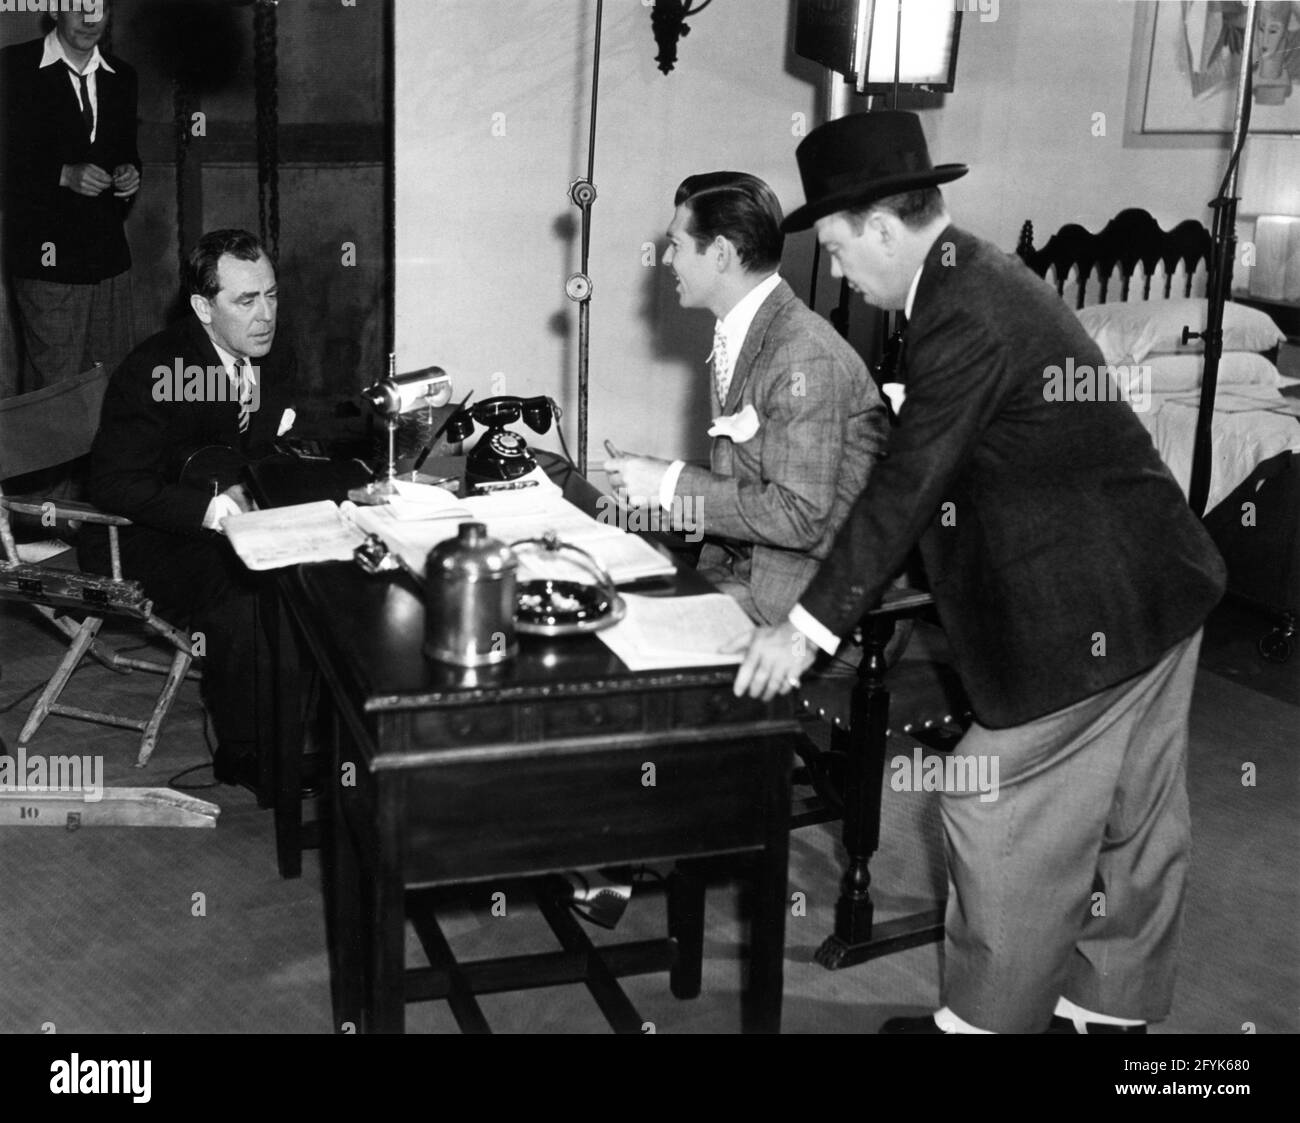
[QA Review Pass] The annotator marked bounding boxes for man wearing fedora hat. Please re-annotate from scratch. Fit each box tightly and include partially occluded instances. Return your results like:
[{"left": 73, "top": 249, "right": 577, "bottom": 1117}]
[{"left": 733, "top": 111, "right": 1226, "bottom": 1034}]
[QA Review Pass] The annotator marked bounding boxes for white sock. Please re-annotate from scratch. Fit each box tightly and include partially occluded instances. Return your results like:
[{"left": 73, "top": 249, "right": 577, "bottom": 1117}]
[
  {"left": 933, "top": 1006, "right": 994, "bottom": 1034},
  {"left": 1055, "top": 996, "right": 1145, "bottom": 1032}
]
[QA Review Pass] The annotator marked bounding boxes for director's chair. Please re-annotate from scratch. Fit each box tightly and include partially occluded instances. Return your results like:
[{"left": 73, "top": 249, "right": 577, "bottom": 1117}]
[{"left": 0, "top": 365, "right": 198, "bottom": 766}]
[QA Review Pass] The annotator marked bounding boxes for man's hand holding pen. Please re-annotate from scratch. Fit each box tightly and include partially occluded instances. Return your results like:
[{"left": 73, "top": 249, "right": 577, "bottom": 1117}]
[{"left": 602, "top": 439, "right": 671, "bottom": 507}]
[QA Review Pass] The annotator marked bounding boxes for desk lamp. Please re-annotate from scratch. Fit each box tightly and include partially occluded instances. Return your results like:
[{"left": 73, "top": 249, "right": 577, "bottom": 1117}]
[{"left": 360, "top": 354, "right": 453, "bottom": 497}]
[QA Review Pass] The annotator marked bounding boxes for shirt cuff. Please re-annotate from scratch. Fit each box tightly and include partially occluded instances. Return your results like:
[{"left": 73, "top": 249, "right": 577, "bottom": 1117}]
[
  {"left": 202, "top": 493, "right": 242, "bottom": 532},
  {"left": 659, "top": 459, "right": 686, "bottom": 510},
  {"left": 789, "top": 604, "right": 840, "bottom": 656}
]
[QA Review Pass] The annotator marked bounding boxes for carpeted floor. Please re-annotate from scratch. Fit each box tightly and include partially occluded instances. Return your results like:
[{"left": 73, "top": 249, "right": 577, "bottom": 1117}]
[{"left": 0, "top": 599, "right": 1296, "bottom": 1034}]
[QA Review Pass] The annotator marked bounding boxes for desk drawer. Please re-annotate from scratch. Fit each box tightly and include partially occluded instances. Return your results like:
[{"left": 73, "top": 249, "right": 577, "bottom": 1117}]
[
  {"left": 541, "top": 695, "right": 644, "bottom": 739},
  {"left": 673, "top": 687, "right": 768, "bottom": 729},
  {"left": 413, "top": 704, "right": 515, "bottom": 747}
]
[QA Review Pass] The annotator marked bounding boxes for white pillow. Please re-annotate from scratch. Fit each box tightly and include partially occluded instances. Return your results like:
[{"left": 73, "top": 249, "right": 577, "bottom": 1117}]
[
  {"left": 1076, "top": 299, "right": 1285, "bottom": 364},
  {"left": 1143, "top": 351, "right": 1283, "bottom": 392}
]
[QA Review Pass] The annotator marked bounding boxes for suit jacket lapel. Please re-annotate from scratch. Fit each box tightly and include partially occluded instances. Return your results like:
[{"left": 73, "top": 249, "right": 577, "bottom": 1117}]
[{"left": 722, "top": 278, "right": 792, "bottom": 415}]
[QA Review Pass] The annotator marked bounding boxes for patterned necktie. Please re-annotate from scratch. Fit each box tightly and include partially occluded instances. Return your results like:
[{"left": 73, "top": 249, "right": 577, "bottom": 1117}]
[
  {"left": 68, "top": 67, "right": 94, "bottom": 139},
  {"left": 237, "top": 360, "right": 254, "bottom": 434},
  {"left": 710, "top": 324, "right": 730, "bottom": 408}
]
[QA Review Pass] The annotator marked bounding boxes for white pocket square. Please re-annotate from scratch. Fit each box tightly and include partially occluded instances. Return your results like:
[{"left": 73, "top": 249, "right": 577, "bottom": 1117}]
[
  {"left": 276, "top": 407, "right": 296, "bottom": 437},
  {"left": 881, "top": 382, "right": 907, "bottom": 415},
  {"left": 707, "top": 403, "right": 760, "bottom": 443}
]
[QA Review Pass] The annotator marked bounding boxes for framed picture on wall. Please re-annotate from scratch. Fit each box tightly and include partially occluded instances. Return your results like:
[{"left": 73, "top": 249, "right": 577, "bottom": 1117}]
[{"left": 1126, "top": 0, "right": 1300, "bottom": 147}]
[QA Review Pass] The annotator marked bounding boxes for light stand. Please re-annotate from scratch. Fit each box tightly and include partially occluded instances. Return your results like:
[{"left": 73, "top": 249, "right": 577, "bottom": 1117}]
[{"left": 1188, "top": 0, "right": 1258, "bottom": 517}]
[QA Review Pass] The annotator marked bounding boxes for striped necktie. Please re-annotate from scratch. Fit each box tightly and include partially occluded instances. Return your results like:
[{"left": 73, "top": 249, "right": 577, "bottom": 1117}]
[
  {"left": 237, "top": 360, "right": 254, "bottom": 434},
  {"left": 67, "top": 66, "right": 94, "bottom": 139},
  {"left": 710, "top": 325, "right": 730, "bottom": 408}
]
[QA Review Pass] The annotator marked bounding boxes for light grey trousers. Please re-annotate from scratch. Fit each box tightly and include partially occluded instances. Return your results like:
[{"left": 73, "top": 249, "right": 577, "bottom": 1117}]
[{"left": 940, "top": 629, "right": 1203, "bottom": 1033}]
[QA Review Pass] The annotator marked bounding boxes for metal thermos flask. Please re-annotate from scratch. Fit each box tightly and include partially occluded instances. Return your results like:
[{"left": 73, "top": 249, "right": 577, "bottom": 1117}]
[{"left": 424, "top": 522, "right": 519, "bottom": 666}]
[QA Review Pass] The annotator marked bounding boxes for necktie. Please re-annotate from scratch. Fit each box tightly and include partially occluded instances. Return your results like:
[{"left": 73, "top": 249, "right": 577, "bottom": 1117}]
[
  {"left": 237, "top": 360, "right": 254, "bottom": 434},
  {"left": 710, "top": 325, "right": 730, "bottom": 407},
  {"left": 69, "top": 67, "right": 94, "bottom": 139}
]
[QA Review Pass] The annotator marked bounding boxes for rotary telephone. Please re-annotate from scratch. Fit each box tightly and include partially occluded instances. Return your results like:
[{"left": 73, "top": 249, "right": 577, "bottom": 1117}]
[{"left": 445, "top": 395, "right": 559, "bottom": 488}]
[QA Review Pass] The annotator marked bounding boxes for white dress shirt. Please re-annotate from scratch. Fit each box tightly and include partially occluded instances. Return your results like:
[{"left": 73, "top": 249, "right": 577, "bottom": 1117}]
[
  {"left": 40, "top": 29, "right": 115, "bottom": 145},
  {"left": 659, "top": 271, "right": 783, "bottom": 509},
  {"left": 788, "top": 265, "right": 924, "bottom": 655}
]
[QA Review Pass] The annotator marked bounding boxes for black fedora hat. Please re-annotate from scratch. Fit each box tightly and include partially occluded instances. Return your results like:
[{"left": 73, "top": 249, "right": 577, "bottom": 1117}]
[{"left": 783, "top": 111, "right": 967, "bottom": 233}]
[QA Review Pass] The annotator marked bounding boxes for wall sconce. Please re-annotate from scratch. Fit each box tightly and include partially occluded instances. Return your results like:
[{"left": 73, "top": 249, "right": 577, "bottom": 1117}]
[
  {"left": 1241, "top": 135, "right": 1300, "bottom": 301},
  {"left": 651, "top": 0, "right": 715, "bottom": 75}
]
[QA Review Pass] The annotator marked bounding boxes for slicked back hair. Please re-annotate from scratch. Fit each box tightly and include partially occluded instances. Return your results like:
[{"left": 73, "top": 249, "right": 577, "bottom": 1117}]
[
  {"left": 674, "top": 172, "right": 785, "bottom": 273},
  {"left": 185, "top": 229, "right": 271, "bottom": 300}
]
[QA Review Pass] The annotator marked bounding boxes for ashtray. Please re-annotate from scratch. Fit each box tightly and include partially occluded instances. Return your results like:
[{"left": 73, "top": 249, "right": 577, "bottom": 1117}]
[{"left": 511, "top": 533, "right": 626, "bottom": 636}]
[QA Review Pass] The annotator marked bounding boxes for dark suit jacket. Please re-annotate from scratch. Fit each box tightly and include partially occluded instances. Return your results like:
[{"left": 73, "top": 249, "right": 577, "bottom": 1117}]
[
  {"left": 1, "top": 37, "right": 140, "bottom": 283},
  {"left": 800, "top": 226, "right": 1226, "bottom": 728},
  {"left": 678, "top": 279, "right": 887, "bottom": 624},
  {"left": 83, "top": 315, "right": 295, "bottom": 549}
]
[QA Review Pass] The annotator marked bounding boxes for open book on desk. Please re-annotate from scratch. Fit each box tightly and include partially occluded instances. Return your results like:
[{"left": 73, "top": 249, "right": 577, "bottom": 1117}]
[
  {"left": 597, "top": 593, "right": 755, "bottom": 671},
  {"left": 225, "top": 490, "right": 676, "bottom": 585},
  {"left": 222, "top": 500, "right": 368, "bottom": 570}
]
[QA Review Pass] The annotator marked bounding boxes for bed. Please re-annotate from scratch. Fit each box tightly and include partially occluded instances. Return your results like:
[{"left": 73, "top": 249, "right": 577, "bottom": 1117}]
[{"left": 1015, "top": 208, "right": 1300, "bottom": 661}]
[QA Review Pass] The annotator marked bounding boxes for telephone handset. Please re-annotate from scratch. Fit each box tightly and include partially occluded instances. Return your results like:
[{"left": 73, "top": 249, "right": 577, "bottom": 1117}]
[{"left": 446, "top": 395, "right": 558, "bottom": 487}]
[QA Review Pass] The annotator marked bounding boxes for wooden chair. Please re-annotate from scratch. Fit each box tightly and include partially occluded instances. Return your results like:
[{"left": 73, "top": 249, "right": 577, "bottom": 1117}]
[
  {"left": 0, "top": 365, "right": 198, "bottom": 767},
  {"left": 792, "top": 583, "right": 972, "bottom": 969}
]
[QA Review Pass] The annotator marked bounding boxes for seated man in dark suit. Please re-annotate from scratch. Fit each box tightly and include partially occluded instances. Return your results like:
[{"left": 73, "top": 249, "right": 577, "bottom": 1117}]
[{"left": 80, "top": 229, "right": 296, "bottom": 785}]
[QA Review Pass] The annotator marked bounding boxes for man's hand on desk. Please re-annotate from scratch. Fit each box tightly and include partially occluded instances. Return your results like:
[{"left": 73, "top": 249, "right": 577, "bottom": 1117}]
[
  {"left": 603, "top": 454, "right": 671, "bottom": 508},
  {"left": 731, "top": 620, "right": 818, "bottom": 701},
  {"left": 202, "top": 483, "right": 256, "bottom": 533}
]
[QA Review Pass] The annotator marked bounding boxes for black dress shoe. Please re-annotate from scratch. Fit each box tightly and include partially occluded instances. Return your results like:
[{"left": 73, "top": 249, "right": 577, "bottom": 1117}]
[
  {"left": 1045, "top": 1015, "right": 1147, "bottom": 1034},
  {"left": 880, "top": 1014, "right": 949, "bottom": 1034}
]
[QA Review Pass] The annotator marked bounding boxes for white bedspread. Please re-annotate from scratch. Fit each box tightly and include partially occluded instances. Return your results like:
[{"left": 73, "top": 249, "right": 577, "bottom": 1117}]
[{"left": 1133, "top": 384, "right": 1300, "bottom": 512}]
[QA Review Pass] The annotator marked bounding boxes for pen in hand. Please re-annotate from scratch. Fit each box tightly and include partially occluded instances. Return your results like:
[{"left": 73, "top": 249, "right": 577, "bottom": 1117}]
[{"left": 603, "top": 439, "right": 622, "bottom": 460}]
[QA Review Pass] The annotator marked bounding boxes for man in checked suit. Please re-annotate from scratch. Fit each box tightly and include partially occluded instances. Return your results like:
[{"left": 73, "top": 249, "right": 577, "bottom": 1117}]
[
  {"left": 1, "top": 2, "right": 141, "bottom": 391},
  {"left": 734, "top": 113, "right": 1227, "bottom": 1034},
  {"left": 606, "top": 171, "right": 888, "bottom": 624},
  {"left": 80, "top": 229, "right": 296, "bottom": 787}
]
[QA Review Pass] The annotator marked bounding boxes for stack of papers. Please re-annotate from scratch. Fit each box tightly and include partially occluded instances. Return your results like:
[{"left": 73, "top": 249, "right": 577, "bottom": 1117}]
[
  {"left": 346, "top": 489, "right": 675, "bottom": 586},
  {"left": 224, "top": 484, "right": 676, "bottom": 587},
  {"left": 596, "top": 593, "right": 754, "bottom": 670}
]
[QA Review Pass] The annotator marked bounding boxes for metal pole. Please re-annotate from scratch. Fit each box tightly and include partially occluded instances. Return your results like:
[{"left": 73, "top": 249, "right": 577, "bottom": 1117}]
[{"left": 1189, "top": 0, "right": 1257, "bottom": 516}]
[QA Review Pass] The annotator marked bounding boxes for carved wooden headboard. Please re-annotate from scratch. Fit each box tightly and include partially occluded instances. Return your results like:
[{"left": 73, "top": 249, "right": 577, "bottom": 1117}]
[{"left": 1014, "top": 208, "right": 1213, "bottom": 309}]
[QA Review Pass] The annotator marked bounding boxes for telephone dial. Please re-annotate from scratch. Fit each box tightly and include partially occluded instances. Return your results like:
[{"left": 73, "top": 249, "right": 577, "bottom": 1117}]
[{"left": 445, "top": 395, "right": 559, "bottom": 488}]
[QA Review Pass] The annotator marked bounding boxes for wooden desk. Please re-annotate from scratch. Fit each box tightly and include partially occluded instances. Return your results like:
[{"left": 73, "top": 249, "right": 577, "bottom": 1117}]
[{"left": 249, "top": 453, "right": 799, "bottom": 1033}]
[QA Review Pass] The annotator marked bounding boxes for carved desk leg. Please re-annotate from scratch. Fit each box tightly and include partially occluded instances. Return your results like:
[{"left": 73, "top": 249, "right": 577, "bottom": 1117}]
[{"left": 815, "top": 613, "right": 892, "bottom": 968}]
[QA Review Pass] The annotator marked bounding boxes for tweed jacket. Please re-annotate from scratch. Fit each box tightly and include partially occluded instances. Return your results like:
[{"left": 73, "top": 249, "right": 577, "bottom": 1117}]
[
  {"left": 677, "top": 278, "right": 888, "bottom": 624},
  {"left": 799, "top": 226, "right": 1226, "bottom": 727}
]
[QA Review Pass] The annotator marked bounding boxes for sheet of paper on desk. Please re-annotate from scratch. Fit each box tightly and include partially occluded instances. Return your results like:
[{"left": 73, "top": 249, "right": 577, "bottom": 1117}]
[
  {"left": 597, "top": 593, "right": 755, "bottom": 670},
  {"left": 223, "top": 500, "right": 367, "bottom": 570}
]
